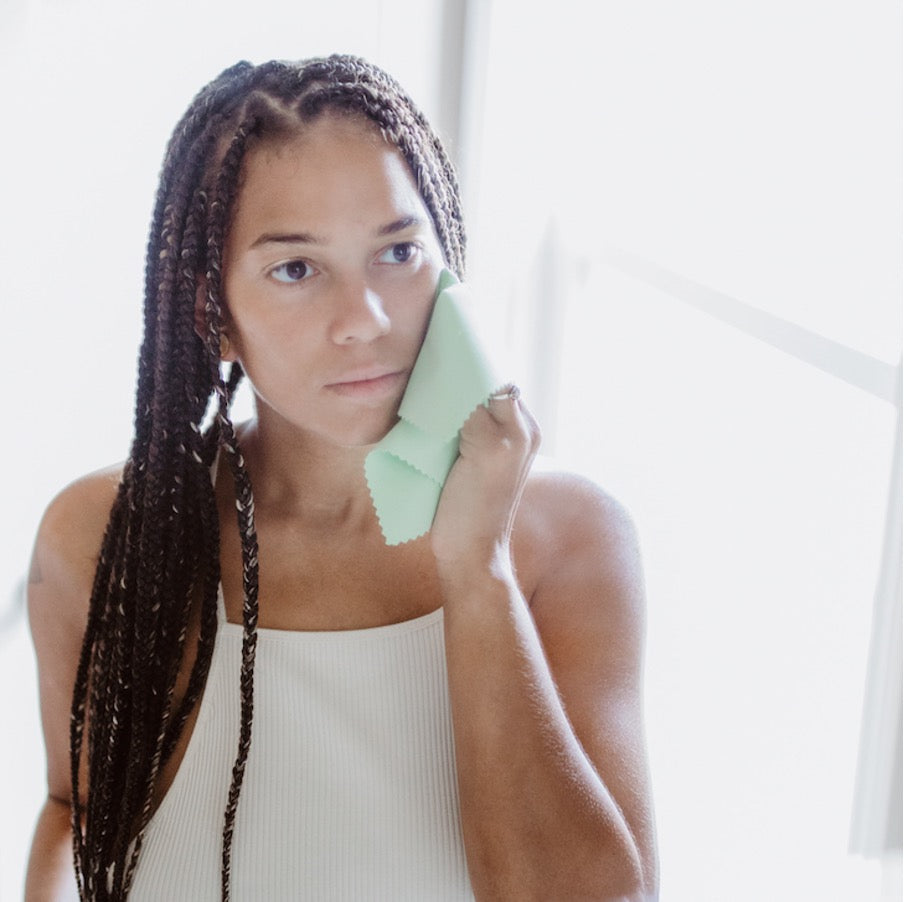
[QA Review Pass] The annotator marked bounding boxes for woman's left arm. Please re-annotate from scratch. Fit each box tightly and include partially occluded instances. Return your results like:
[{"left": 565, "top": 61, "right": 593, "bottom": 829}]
[{"left": 432, "top": 394, "right": 658, "bottom": 901}]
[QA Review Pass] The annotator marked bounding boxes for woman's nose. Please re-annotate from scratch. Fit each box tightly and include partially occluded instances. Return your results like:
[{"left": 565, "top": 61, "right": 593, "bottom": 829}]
[{"left": 328, "top": 281, "right": 391, "bottom": 345}]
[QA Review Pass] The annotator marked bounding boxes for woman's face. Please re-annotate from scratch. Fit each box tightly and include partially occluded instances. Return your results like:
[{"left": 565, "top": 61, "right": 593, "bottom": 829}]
[{"left": 221, "top": 115, "right": 445, "bottom": 447}]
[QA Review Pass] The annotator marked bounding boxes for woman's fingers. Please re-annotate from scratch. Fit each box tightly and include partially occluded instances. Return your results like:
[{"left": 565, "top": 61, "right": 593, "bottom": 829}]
[
  {"left": 455, "top": 384, "right": 541, "bottom": 494},
  {"left": 488, "top": 384, "right": 521, "bottom": 402},
  {"left": 478, "top": 384, "right": 541, "bottom": 456},
  {"left": 431, "top": 387, "right": 541, "bottom": 570},
  {"left": 485, "top": 384, "right": 521, "bottom": 422}
]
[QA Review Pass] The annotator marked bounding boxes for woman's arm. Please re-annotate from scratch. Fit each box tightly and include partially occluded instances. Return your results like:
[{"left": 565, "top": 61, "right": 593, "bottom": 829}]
[
  {"left": 432, "top": 396, "right": 658, "bottom": 901},
  {"left": 24, "top": 467, "right": 121, "bottom": 902},
  {"left": 25, "top": 798, "right": 79, "bottom": 902}
]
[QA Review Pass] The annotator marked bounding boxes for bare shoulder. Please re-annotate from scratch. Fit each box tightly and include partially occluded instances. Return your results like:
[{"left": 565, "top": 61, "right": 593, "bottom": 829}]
[
  {"left": 29, "top": 463, "right": 124, "bottom": 599},
  {"left": 520, "top": 469, "right": 642, "bottom": 546},
  {"left": 29, "top": 463, "right": 124, "bottom": 802},
  {"left": 514, "top": 473, "right": 646, "bottom": 692},
  {"left": 515, "top": 469, "right": 645, "bottom": 605},
  {"left": 28, "top": 461, "right": 125, "bottom": 656}
]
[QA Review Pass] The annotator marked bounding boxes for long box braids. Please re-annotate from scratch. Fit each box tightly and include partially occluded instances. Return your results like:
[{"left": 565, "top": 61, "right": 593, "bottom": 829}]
[{"left": 69, "top": 55, "right": 466, "bottom": 901}]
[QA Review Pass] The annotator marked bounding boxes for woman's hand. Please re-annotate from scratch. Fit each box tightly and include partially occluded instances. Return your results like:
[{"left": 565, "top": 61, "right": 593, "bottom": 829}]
[{"left": 429, "top": 386, "right": 541, "bottom": 578}]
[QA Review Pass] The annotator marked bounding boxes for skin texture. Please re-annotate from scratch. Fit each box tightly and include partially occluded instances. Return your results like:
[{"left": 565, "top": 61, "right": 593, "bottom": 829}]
[{"left": 26, "top": 117, "right": 658, "bottom": 900}]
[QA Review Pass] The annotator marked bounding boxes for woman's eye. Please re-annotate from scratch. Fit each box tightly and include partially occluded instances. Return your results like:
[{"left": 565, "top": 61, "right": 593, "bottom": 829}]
[
  {"left": 378, "top": 242, "right": 418, "bottom": 264},
  {"left": 270, "top": 260, "right": 313, "bottom": 283}
]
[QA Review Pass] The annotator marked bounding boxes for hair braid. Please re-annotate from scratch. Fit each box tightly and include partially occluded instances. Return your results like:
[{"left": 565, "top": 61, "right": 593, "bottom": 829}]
[
  {"left": 120, "top": 187, "right": 221, "bottom": 894},
  {"left": 199, "top": 114, "right": 264, "bottom": 900},
  {"left": 71, "top": 54, "right": 467, "bottom": 900},
  {"left": 157, "top": 198, "right": 224, "bottom": 767}
]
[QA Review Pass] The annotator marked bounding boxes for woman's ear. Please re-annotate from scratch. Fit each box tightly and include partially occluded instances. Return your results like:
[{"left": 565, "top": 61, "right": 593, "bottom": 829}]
[{"left": 194, "top": 278, "right": 236, "bottom": 362}]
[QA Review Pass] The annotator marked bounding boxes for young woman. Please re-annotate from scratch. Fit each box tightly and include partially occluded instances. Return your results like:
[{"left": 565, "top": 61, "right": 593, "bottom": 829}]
[{"left": 25, "top": 55, "right": 658, "bottom": 901}]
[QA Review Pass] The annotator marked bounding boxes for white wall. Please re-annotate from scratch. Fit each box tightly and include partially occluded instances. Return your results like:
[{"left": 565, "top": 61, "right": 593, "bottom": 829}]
[{"left": 464, "top": 2, "right": 901, "bottom": 900}]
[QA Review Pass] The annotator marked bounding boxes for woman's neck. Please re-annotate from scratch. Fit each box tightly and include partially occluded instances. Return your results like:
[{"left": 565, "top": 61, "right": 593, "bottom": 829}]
[{"left": 225, "top": 417, "right": 381, "bottom": 532}]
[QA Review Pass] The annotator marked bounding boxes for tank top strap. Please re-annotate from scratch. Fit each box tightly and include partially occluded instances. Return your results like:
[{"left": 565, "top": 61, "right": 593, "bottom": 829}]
[{"left": 215, "top": 583, "right": 228, "bottom": 625}]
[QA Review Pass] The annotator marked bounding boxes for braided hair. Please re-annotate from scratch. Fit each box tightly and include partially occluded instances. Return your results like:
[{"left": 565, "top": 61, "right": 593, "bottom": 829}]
[{"left": 69, "top": 55, "right": 466, "bottom": 901}]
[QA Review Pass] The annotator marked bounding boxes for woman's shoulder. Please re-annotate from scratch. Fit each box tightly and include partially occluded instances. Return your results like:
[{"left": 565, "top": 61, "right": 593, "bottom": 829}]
[
  {"left": 30, "top": 463, "right": 125, "bottom": 603},
  {"left": 514, "top": 463, "right": 646, "bottom": 622},
  {"left": 28, "top": 465, "right": 125, "bottom": 804},
  {"left": 518, "top": 463, "right": 642, "bottom": 564}
]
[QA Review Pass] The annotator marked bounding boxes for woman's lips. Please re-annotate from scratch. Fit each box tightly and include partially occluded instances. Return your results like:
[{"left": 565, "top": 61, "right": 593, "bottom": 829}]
[{"left": 325, "top": 370, "right": 407, "bottom": 399}]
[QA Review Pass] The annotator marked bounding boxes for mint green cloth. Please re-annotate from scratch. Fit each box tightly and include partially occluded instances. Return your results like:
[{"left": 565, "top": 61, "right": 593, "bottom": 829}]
[{"left": 365, "top": 269, "right": 503, "bottom": 545}]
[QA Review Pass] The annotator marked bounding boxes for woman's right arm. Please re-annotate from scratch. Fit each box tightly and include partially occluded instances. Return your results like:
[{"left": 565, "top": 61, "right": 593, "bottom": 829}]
[
  {"left": 25, "top": 799, "right": 79, "bottom": 902},
  {"left": 24, "top": 467, "right": 122, "bottom": 902}
]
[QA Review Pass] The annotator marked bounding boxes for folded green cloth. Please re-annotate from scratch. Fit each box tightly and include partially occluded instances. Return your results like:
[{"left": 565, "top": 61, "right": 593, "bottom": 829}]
[{"left": 365, "top": 269, "right": 503, "bottom": 545}]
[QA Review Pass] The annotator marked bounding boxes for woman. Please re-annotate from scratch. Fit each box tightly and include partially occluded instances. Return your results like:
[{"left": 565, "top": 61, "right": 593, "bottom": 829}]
[{"left": 25, "top": 55, "right": 658, "bottom": 901}]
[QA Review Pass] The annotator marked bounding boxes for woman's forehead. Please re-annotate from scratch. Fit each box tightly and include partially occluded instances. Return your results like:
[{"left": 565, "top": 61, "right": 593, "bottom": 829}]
[{"left": 227, "top": 118, "right": 432, "bottom": 247}]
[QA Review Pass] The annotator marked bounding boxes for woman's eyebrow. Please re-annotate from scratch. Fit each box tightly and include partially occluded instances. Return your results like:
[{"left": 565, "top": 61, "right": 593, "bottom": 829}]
[
  {"left": 250, "top": 216, "right": 426, "bottom": 250},
  {"left": 376, "top": 215, "right": 426, "bottom": 236},
  {"left": 251, "top": 231, "right": 322, "bottom": 248}
]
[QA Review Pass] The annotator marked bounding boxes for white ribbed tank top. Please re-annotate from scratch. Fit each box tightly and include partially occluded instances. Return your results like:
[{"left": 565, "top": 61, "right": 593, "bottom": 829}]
[{"left": 128, "top": 589, "right": 474, "bottom": 901}]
